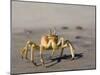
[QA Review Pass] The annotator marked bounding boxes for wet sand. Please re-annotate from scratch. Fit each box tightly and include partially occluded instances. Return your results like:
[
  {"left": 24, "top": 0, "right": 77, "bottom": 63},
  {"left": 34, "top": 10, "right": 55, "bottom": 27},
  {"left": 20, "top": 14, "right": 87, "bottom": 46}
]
[{"left": 11, "top": 1, "right": 96, "bottom": 74}]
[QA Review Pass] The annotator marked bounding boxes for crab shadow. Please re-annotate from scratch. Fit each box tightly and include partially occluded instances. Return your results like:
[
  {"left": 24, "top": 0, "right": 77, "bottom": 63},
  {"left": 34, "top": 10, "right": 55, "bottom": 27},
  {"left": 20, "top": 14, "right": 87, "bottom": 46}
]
[{"left": 46, "top": 53, "right": 83, "bottom": 68}]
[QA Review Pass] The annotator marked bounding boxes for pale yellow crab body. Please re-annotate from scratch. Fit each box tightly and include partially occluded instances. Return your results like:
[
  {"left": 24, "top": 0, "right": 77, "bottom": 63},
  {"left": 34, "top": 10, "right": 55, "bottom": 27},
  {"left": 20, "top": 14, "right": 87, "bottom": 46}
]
[{"left": 20, "top": 29, "right": 75, "bottom": 66}]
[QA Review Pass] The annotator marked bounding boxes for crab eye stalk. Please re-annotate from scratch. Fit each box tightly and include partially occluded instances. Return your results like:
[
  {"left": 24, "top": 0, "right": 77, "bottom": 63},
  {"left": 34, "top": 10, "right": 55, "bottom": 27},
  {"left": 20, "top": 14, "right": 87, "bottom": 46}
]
[
  {"left": 53, "top": 27, "right": 57, "bottom": 35},
  {"left": 49, "top": 29, "right": 52, "bottom": 35},
  {"left": 53, "top": 29, "right": 56, "bottom": 35}
]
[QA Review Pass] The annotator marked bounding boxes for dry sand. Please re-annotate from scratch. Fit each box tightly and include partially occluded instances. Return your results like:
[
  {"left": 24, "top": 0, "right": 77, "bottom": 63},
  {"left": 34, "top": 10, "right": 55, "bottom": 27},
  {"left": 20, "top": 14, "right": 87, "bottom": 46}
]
[{"left": 11, "top": 1, "right": 96, "bottom": 74}]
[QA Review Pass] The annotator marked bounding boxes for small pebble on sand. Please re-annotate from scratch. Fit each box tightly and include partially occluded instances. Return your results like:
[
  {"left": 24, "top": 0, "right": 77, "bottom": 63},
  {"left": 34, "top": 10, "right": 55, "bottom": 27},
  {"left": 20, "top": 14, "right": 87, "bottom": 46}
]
[
  {"left": 61, "top": 26, "right": 69, "bottom": 30},
  {"left": 76, "top": 26, "right": 83, "bottom": 30}
]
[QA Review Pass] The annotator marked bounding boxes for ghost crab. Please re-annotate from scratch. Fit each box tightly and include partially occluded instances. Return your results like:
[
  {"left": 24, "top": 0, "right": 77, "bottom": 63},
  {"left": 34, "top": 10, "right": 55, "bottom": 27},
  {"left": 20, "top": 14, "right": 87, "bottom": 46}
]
[{"left": 20, "top": 29, "right": 75, "bottom": 66}]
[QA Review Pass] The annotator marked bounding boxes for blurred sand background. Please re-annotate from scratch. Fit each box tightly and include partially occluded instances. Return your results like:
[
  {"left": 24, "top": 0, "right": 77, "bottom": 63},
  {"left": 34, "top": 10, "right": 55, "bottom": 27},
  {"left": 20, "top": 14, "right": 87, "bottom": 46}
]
[{"left": 11, "top": 1, "right": 96, "bottom": 74}]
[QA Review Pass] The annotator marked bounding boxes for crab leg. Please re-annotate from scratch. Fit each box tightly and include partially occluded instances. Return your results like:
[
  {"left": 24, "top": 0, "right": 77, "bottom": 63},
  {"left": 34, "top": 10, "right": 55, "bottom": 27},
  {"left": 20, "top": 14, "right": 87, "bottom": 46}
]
[
  {"left": 68, "top": 42, "right": 75, "bottom": 59},
  {"left": 40, "top": 45, "right": 45, "bottom": 66},
  {"left": 60, "top": 48, "right": 64, "bottom": 57},
  {"left": 20, "top": 48, "right": 25, "bottom": 59},
  {"left": 30, "top": 45, "right": 33, "bottom": 61},
  {"left": 66, "top": 40, "right": 75, "bottom": 59}
]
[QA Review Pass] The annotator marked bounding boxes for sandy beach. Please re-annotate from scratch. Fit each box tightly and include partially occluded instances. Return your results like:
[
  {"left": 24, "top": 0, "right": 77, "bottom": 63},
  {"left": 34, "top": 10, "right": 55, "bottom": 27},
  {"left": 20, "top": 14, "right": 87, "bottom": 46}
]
[{"left": 11, "top": 1, "right": 96, "bottom": 74}]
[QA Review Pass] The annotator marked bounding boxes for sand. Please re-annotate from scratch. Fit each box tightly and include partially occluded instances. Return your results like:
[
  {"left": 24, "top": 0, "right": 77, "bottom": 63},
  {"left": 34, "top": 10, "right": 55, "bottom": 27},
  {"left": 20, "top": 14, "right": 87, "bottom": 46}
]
[{"left": 11, "top": 1, "right": 96, "bottom": 74}]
